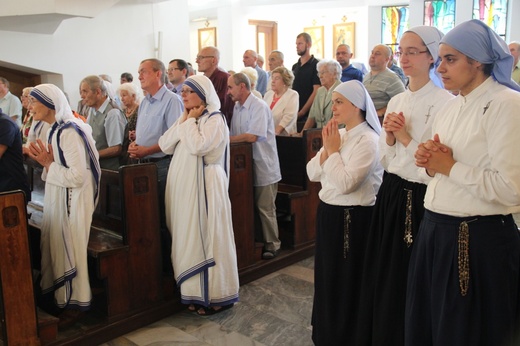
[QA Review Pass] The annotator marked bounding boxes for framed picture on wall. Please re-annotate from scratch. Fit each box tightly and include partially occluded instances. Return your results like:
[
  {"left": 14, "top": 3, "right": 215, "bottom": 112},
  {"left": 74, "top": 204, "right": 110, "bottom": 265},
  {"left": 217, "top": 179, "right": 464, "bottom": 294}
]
[
  {"left": 198, "top": 27, "right": 217, "bottom": 51},
  {"left": 332, "top": 22, "right": 356, "bottom": 57},
  {"left": 304, "top": 26, "right": 324, "bottom": 59}
]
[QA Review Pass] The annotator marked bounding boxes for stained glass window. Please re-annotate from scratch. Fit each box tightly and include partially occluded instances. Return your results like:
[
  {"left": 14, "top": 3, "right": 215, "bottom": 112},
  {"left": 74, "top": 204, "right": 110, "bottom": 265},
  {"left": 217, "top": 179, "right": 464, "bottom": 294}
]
[
  {"left": 424, "top": 0, "right": 456, "bottom": 33},
  {"left": 473, "top": 0, "right": 508, "bottom": 37},
  {"left": 382, "top": 6, "right": 410, "bottom": 49}
]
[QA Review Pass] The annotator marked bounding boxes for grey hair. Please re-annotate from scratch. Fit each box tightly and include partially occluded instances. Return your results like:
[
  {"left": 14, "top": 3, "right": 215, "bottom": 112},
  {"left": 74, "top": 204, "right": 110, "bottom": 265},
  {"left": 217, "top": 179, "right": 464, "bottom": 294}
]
[
  {"left": 81, "top": 75, "right": 107, "bottom": 96},
  {"left": 232, "top": 72, "right": 251, "bottom": 91},
  {"left": 317, "top": 59, "right": 342, "bottom": 81}
]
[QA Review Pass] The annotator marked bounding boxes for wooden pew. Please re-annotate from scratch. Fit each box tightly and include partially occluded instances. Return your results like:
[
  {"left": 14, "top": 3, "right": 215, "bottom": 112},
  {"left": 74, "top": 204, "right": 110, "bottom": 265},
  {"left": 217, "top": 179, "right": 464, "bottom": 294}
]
[
  {"left": 27, "top": 163, "right": 163, "bottom": 322},
  {"left": 9, "top": 142, "right": 312, "bottom": 344},
  {"left": 275, "top": 129, "right": 322, "bottom": 249},
  {"left": 228, "top": 142, "right": 260, "bottom": 272},
  {"left": 0, "top": 190, "right": 40, "bottom": 345},
  {"left": 89, "top": 163, "right": 163, "bottom": 320}
]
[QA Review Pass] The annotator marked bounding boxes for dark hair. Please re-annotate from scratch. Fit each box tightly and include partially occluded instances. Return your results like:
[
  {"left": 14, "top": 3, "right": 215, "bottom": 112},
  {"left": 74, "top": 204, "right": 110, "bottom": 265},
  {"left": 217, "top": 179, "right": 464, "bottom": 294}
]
[
  {"left": 482, "top": 63, "right": 493, "bottom": 76},
  {"left": 120, "top": 72, "right": 133, "bottom": 82},
  {"left": 466, "top": 57, "right": 493, "bottom": 77},
  {"left": 169, "top": 59, "right": 189, "bottom": 78}
]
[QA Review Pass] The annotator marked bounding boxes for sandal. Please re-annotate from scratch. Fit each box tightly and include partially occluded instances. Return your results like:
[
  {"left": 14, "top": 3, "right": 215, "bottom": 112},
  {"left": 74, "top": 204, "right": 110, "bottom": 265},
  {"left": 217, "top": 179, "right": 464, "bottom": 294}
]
[
  {"left": 196, "top": 303, "right": 234, "bottom": 316},
  {"left": 188, "top": 304, "right": 203, "bottom": 312}
]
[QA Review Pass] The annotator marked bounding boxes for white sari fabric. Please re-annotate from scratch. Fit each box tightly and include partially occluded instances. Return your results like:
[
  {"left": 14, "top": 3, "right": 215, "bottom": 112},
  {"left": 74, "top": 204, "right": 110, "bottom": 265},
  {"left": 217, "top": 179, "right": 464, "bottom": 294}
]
[
  {"left": 158, "top": 75, "right": 239, "bottom": 306},
  {"left": 32, "top": 84, "right": 100, "bottom": 310}
]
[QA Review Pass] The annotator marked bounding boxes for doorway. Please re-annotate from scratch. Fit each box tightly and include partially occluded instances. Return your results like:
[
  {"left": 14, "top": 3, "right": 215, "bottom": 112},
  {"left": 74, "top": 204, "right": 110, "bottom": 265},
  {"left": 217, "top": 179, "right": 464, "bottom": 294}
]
[{"left": 248, "top": 20, "right": 278, "bottom": 71}]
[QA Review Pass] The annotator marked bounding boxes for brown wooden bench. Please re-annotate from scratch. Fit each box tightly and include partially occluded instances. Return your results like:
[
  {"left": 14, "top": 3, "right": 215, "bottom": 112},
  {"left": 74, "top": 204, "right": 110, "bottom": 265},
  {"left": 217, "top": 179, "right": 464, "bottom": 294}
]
[
  {"left": 228, "top": 142, "right": 262, "bottom": 273},
  {"left": 275, "top": 129, "right": 322, "bottom": 248},
  {"left": 27, "top": 163, "right": 162, "bottom": 322},
  {"left": 0, "top": 190, "right": 42, "bottom": 345}
]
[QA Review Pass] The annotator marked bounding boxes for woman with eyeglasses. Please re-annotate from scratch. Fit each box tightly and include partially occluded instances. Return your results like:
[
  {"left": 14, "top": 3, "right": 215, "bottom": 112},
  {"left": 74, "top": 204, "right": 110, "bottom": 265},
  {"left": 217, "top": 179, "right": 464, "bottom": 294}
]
[
  {"left": 356, "top": 26, "right": 454, "bottom": 345},
  {"left": 158, "top": 75, "right": 239, "bottom": 316}
]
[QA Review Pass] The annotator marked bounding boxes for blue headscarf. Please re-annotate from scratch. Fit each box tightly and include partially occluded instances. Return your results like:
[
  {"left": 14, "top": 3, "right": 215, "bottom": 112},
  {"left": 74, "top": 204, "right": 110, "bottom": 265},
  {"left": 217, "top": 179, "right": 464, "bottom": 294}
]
[{"left": 441, "top": 19, "right": 520, "bottom": 92}]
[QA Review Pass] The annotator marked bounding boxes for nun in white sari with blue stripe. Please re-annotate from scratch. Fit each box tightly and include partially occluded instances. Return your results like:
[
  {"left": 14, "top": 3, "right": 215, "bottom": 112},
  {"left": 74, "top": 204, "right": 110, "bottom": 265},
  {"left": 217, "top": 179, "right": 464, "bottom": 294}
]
[
  {"left": 159, "top": 75, "right": 239, "bottom": 315},
  {"left": 27, "top": 84, "right": 100, "bottom": 327}
]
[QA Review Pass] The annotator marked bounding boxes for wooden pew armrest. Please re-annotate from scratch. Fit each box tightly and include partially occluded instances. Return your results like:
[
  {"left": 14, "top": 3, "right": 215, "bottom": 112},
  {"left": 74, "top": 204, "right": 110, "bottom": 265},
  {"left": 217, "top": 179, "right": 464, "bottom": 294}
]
[
  {"left": 278, "top": 184, "right": 309, "bottom": 199},
  {"left": 88, "top": 227, "right": 127, "bottom": 258}
]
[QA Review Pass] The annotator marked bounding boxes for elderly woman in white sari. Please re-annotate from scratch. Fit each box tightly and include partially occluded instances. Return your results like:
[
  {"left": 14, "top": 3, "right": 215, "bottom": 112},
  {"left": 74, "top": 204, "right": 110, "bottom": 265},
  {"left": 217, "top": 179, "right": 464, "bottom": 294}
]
[
  {"left": 26, "top": 84, "right": 100, "bottom": 329},
  {"left": 158, "top": 75, "right": 239, "bottom": 315}
]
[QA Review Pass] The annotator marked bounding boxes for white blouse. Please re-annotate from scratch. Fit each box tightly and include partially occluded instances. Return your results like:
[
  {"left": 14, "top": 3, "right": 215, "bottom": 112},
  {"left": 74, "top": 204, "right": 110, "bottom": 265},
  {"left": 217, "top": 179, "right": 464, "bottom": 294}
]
[
  {"left": 424, "top": 77, "right": 520, "bottom": 217},
  {"left": 379, "top": 80, "right": 454, "bottom": 183},
  {"left": 306, "top": 122, "right": 383, "bottom": 206}
]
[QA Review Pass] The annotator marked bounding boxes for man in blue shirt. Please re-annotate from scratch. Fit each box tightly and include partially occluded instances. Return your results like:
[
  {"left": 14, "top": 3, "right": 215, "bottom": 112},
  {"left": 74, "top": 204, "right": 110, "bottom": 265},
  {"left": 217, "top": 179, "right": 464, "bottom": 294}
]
[
  {"left": 228, "top": 72, "right": 282, "bottom": 259},
  {"left": 243, "top": 50, "right": 268, "bottom": 96},
  {"left": 335, "top": 44, "right": 364, "bottom": 82},
  {"left": 128, "top": 58, "right": 183, "bottom": 271}
]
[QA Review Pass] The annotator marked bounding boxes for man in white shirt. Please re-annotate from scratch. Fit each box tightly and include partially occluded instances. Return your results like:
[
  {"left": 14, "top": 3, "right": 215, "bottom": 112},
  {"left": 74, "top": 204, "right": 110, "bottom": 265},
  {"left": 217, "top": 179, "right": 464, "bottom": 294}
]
[{"left": 0, "top": 77, "right": 23, "bottom": 128}]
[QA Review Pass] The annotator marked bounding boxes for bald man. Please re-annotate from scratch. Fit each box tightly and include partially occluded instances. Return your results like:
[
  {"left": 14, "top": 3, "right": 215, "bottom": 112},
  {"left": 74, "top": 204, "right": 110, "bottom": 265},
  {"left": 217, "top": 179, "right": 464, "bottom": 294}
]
[
  {"left": 363, "top": 44, "right": 405, "bottom": 122},
  {"left": 196, "top": 46, "right": 234, "bottom": 123},
  {"left": 243, "top": 49, "right": 268, "bottom": 96}
]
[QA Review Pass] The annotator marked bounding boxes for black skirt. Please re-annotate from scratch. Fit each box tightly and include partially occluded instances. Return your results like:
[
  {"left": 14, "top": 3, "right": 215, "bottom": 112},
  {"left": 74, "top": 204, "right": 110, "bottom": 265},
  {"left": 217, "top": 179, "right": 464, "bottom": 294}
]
[
  {"left": 356, "top": 173, "right": 427, "bottom": 345},
  {"left": 406, "top": 210, "right": 520, "bottom": 346},
  {"left": 311, "top": 201, "right": 374, "bottom": 346}
]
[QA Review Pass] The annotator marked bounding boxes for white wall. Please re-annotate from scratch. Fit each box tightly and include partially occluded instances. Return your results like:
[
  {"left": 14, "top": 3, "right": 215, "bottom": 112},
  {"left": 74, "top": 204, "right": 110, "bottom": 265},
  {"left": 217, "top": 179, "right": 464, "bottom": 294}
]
[
  {"left": 0, "top": 0, "right": 517, "bottom": 109},
  {"left": 0, "top": 0, "right": 190, "bottom": 109},
  {"left": 189, "top": 2, "right": 370, "bottom": 73}
]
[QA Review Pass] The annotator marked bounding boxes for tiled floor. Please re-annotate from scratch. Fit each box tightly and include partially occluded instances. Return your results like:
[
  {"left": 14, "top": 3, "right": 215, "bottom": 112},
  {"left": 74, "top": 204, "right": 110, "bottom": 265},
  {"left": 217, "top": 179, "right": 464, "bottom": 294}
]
[{"left": 101, "top": 257, "right": 315, "bottom": 346}]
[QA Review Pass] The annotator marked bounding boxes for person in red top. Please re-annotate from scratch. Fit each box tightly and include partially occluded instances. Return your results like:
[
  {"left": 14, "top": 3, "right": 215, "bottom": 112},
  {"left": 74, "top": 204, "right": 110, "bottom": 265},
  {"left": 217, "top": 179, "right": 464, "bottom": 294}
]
[{"left": 196, "top": 46, "right": 234, "bottom": 125}]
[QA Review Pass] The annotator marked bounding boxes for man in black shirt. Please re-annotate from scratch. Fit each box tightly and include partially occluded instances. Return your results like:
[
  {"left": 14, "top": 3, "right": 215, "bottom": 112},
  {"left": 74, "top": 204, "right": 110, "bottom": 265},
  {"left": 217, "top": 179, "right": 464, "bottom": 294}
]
[{"left": 291, "top": 32, "right": 320, "bottom": 127}]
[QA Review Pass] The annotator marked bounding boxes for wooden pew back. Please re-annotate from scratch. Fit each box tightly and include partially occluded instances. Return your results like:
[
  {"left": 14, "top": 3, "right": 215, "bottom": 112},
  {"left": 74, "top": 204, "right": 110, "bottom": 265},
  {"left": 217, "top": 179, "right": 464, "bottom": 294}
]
[
  {"left": 276, "top": 129, "right": 322, "bottom": 190},
  {"left": 91, "top": 169, "right": 123, "bottom": 236},
  {"left": 0, "top": 190, "right": 39, "bottom": 345},
  {"left": 228, "top": 142, "right": 257, "bottom": 271},
  {"left": 275, "top": 129, "right": 322, "bottom": 248}
]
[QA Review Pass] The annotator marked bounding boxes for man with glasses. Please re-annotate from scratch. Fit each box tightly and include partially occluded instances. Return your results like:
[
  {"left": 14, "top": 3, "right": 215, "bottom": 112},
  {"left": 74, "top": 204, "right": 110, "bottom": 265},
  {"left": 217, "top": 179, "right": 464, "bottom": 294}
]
[
  {"left": 363, "top": 44, "right": 405, "bottom": 123},
  {"left": 196, "top": 46, "right": 234, "bottom": 124},
  {"left": 0, "top": 77, "right": 23, "bottom": 128},
  {"left": 167, "top": 59, "right": 188, "bottom": 97}
]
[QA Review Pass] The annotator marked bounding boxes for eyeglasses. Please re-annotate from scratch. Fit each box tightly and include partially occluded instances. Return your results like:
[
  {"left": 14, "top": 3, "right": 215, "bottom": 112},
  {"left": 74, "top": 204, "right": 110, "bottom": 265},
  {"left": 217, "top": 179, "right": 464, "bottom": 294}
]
[
  {"left": 180, "top": 89, "right": 196, "bottom": 95},
  {"left": 196, "top": 55, "right": 214, "bottom": 60},
  {"left": 395, "top": 50, "right": 428, "bottom": 58},
  {"left": 167, "top": 68, "right": 183, "bottom": 72}
]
